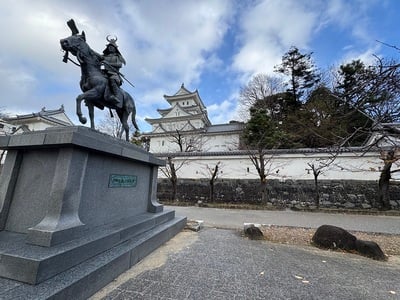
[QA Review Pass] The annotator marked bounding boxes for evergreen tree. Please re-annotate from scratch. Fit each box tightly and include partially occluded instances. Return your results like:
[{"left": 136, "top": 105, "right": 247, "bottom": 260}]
[
  {"left": 285, "top": 85, "right": 370, "bottom": 147},
  {"left": 336, "top": 58, "right": 400, "bottom": 123},
  {"left": 242, "top": 107, "right": 288, "bottom": 149},
  {"left": 274, "top": 46, "right": 321, "bottom": 105}
]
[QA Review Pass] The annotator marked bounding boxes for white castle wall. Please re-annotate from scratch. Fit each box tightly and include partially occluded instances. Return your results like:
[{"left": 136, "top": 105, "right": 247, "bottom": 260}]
[{"left": 157, "top": 150, "right": 391, "bottom": 181}]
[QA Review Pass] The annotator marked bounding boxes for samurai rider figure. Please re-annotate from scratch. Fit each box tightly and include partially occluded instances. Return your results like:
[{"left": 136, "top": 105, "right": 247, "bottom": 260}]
[{"left": 102, "top": 35, "right": 126, "bottom": 109}]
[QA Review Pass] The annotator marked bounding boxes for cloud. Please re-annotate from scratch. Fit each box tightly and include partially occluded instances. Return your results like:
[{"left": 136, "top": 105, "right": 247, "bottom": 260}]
[
  {"left": 232, "top": 0, "right": 319, "bottom": 79},
  {"left": 0, "top": 0, "right": 395, "bottom": 133},
  {"left": 207, "top": 96, "right": 240, "bottom": 124},
  {"left": 0, "top": 1, "right": 234, "bottom": 125},
  {"left": 115, "top": 0, "right": 233, "bottom": 87}
]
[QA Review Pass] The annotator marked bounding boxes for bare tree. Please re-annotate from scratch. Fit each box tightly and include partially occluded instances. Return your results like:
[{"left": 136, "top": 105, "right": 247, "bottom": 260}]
[
  {"left": 169, "top": 129, "right": 204, "bottom": 152},
  {"left": 306, "top": 152, "right": 339, "bottom": 208},
  {"left": 198, "top": 161, "right": 222, "bottom": 202},
  {"left": 238, "top": 74, "right": 285, "bottom": 120},
  {"left": 159, "top": 156, "right": 187, "bottom": 201},
  {"left": 247, "top": 149, "right": 282, "bottom": 203},
  {"left": 97, "top": 111, "right": 135, "bottom": 139},
  {"left": 365, "top": 128, "right": 400, "bottom": 210},
  {"left": 159, "top": 129, "right": 204, "bottom": 201}
]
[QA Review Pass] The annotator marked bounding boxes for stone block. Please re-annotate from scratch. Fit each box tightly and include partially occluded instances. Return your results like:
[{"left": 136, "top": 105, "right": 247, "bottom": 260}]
[
  {"left": 343, "top": 201, "right": 355, "bottom": 209},
  {"left": 312, "top": 225, "right": 387, "bottom": 261},
  {"left": 243, "top": 223, "right": 264, "bottom": 239},
  {"left": 0, "top": 126, "right": 184, "bottom": 294},
  {"left": 185, "top": 220, "right": 204, "bottom": 232},
  {"left": 0, "top": 216, "right": 186, "bottom": 299}
]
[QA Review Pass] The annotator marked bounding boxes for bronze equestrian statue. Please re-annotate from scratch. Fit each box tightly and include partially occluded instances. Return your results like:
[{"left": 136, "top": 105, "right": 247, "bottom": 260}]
[{"left": 60, "top": 19, "right": 139, "bottom": 141}]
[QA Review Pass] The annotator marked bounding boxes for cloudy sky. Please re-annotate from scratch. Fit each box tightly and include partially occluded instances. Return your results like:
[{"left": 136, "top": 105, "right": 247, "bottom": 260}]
[{"left": 0, "top": 0, "right": 399, "bottom": 132}]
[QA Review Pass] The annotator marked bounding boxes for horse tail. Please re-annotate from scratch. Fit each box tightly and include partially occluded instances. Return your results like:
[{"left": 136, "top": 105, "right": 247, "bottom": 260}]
[
  {"left": 131, "top": 100, "right": 139, "bottom": 131},
  {"left": 123, "top": 90, "right": 139, "bottom": 131}
]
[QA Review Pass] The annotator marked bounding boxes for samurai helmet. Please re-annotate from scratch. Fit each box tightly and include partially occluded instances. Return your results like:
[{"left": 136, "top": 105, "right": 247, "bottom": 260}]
[{"left": 104, "top": 35, "right": 120, "bottom": 54}]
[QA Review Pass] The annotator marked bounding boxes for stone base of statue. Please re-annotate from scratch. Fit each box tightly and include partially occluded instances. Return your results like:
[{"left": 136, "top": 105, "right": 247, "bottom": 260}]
[{"left": 0, "top": 126, "right": 186, "bottom": 298}]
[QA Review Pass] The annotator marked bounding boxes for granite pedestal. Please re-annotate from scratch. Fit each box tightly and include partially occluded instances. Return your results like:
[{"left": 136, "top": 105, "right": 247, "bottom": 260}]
[{"left": 0, "top": 126, "right": 186, "bottom": 298}]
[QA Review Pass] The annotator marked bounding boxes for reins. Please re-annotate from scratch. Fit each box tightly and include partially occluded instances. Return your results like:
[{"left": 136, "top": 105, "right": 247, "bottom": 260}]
[
  {"left": 66, "top": 56, "right": 81, "bottom": 67},
  {"left": 63, "top": 50, "right": 81, "bottom": 67}
]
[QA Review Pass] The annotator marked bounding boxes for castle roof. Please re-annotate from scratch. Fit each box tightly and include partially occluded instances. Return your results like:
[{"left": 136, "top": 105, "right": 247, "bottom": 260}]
[
  {"left": 163, "top": 83, "right": 207, "bottom": 111},
  {"left": 4, "top": 105, "right": 74, "bottom": 127}
]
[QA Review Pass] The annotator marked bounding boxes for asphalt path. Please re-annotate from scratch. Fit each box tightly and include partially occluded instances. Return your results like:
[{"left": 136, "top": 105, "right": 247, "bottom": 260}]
[
  {"left": 91, "top": 206, "right": 400, "bottom": 299},
  {"left": 168, "top": 205, "right": 400, "bottom": 234},
  {"left": 93, "top": 227, "right": 400, "bottom": 300}
]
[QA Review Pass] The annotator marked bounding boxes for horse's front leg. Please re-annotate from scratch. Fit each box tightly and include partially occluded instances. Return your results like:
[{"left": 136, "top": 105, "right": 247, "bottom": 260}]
[{"left": 76, "top": 94, "right": 87, "bottom": 124}]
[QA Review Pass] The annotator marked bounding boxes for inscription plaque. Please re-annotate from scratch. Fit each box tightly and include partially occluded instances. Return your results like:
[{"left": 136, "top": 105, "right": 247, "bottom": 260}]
[{"left": 109, "top": 174, "right": 137, "bottom": 188}]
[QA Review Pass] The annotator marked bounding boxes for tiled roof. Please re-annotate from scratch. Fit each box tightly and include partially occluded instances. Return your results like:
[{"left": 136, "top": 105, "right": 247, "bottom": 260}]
[
  {"left": 154, "top": 146, "right": 379, "bottom": 157},
  {"left": 4, "top": 105, "right": 73, "bottom": 126},
  {"left": 206, "top": 122, "right": 245, "bottom": 133}
]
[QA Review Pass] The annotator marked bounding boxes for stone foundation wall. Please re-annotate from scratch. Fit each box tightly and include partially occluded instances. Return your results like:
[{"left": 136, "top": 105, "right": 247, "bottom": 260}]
[{"left": 157, "top": 178, "right": 400, "bottom": 210}]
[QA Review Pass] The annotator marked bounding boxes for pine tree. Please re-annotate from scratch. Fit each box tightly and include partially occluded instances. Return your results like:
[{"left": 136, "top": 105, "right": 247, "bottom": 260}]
[{"left": 274, "top": 46, "right": 321, "bottom": 105}]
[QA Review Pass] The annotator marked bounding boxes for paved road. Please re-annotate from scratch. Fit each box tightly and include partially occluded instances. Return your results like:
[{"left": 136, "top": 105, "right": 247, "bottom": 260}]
[
  {"left": 93, "top": 227, "right": 400, "bottom": 300},
  {"left": 92, "top": 206, "right": 400, "bottom": 299},
  {"left": 168, "top": 206, "right": 400, "bottom": 234}
]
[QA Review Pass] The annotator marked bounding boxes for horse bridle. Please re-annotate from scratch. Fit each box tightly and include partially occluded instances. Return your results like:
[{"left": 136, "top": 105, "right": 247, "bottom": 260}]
[
  {"left": 61, "top": 37, "right": 85, "bottom": 67},
  {"left": 63, "top": 50, "right": 81, "bottom": 67}
]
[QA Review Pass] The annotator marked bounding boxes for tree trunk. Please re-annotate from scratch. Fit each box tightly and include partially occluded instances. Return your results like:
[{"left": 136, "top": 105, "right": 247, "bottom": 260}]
[
  {"left": 209, "top": 181, "right": 214, "bottom": 202},
  {"left": 260, "top": 180, "right": 267, "bottom": 203},
  {"left": 378, "top": 161, "right": 392, "bottom": 210},
  {"left": 167, "top": 157, "right": 178, "bottom": 201},
  {"left": 313, "top": 170, "right": 320, "bottom": 208},
  {"left": 209, "top": 163, "right": 219, "bottom": 202},
  {"left": 171, "top": 177, "right": 177, "bottom": 201}
]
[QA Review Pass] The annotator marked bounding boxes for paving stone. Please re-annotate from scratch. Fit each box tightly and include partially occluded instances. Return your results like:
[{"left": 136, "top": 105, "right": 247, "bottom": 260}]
[{"left": 96, "top": 228, "right": 400, "bottom": 300}]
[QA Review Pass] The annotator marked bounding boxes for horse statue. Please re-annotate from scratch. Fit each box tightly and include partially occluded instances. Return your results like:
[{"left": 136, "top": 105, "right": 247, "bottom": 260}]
[{"left": 60, "top": 19, "right": 139, "bottom": 141}]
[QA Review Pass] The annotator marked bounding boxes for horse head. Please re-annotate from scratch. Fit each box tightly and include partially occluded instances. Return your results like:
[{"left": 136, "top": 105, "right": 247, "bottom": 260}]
[
  {"left": 60, "top": 19, "right": 92, "bottom": 65},
  {"left": 60, "top": 32, "right": 87, "bottom": 60}
]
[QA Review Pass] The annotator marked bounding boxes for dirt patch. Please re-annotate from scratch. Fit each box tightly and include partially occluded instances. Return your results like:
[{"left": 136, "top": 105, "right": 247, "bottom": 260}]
[{"left": 259, "top": 225, "right": 400, "bottom": 256}]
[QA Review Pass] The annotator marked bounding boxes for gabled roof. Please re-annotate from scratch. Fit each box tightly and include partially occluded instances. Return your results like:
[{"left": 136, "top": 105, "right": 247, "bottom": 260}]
[
  {"left": 364, "top": 122, "right": 400, "bottom": 147},
  {"left": 4, "top": 105, "right": 74, "bottom": 127},
  {"left": 163, "top": 83, "right": 207, "bottom": 111},
  {"left": 157, "top": 104, "right": 201, "bottom": 117},
  {"left": 145, "top": 112, "right": 207, "bottom": 124},
  {"left": 173, "top": 83, "right": 192, "bottom": 96}
]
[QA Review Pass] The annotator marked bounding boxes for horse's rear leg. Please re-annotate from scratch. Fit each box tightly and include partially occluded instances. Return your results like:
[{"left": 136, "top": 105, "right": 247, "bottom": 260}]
[
  {"left": 88, "top": 104, "right": 95, "bottom": 129},
  {"left": 123, "top": 118, "right": 130, "bottom": 141},
  {"left": 119, "top": 111, "right": 130, "bottom": 141}
]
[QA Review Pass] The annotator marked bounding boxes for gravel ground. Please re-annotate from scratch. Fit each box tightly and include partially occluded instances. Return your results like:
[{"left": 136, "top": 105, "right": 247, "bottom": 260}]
[{"left": 258, "top": 225, "right": 400, "bottom": 257}]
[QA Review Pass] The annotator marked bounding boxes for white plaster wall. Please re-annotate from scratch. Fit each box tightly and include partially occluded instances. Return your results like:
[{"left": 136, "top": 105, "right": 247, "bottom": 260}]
[
  {"left": 25, "top": 120, "right": 52, "bottom": 131},
  {"left": 149, "top": 132, "right": 241, "bottom": 153},
  {"left": 149, "top": 136, "right": 182, "bottom": 153},
  {"left": 158, "top": 151, "right": 386, "bottom": 181},
  {"left": 202, "top": 134, "right": 240, "bottom": 152}
]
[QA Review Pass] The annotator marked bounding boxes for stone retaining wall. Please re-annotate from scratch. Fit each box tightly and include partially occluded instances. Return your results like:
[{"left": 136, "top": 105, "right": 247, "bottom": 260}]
[{"left": 157, "top": 178, "right": 400, "bottom": 210}]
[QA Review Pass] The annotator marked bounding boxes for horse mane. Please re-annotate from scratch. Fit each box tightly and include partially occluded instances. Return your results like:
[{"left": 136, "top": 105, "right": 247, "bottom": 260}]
[{"left": 86, "top": 47, "right": 103, "bottom": 67}]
